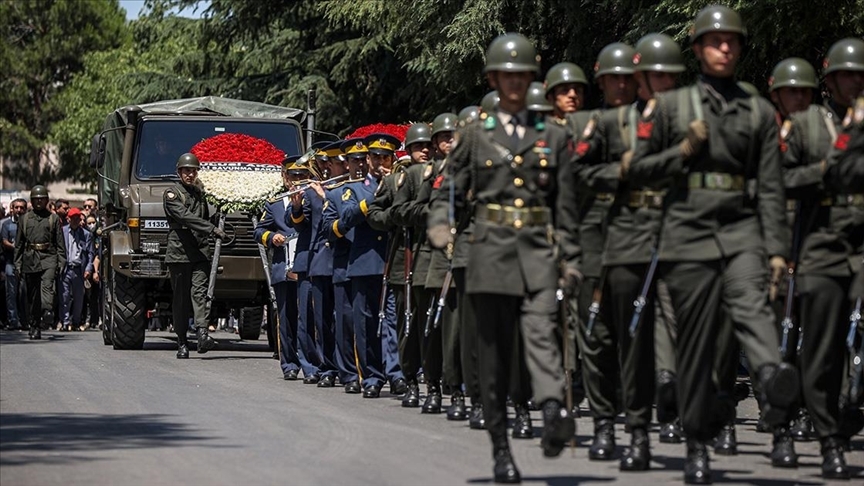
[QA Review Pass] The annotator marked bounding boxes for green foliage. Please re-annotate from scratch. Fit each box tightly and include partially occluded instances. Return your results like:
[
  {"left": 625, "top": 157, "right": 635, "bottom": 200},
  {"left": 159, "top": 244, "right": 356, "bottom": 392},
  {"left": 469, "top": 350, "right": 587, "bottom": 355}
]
[{"left": 0, "top": 0, "right": 127, "bottom": 185}]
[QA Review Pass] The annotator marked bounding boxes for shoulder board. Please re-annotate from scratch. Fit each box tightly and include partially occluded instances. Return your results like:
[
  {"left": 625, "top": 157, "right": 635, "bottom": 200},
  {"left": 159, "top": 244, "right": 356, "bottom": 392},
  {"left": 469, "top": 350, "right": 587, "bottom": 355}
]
[
  {"left": 780, "top": 119, "right": 793, "bottom": 140},
  {"left": 342, "top": 188, "right": 352, "bottom": 201},
  {"left": 423, "top": 163, "right": 434, "bottom": 180},
  {"left": 642, "top": 98, "right": 656, "bottom": 120},
  {"left": 396, "top": 172, "right": 406, "bottom": 188},
  {"left": 581, "top": 116, "right": 597, "bottom": 140}
]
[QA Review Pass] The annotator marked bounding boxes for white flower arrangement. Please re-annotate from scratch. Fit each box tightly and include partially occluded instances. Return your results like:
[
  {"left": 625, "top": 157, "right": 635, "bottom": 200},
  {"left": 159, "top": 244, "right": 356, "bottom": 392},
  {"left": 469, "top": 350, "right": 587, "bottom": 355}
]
[{"left": 198, "top": 162, "right": 283, "bottom": 213}]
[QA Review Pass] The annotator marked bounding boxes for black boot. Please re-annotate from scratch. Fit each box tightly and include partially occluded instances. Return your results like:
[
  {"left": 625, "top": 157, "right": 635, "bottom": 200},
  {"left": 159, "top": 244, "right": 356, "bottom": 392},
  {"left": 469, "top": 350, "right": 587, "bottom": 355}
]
[
  {"left": 620, "top": 427, "right": 651, "bottom": 471},
  {"left": 512, "top": 403, "right": 533, "bottom": 439},
  {"left": 402, "top": 381, "right": 420, "bottom": 408},
  {"left": 177, "top": 343, "right": 189, "bottom": 359},
  {"left": 447, "top": 390, "right": 469, "bottom": 420},
  {"left": 656, "top": 369, "right": 678, "bottom": 424},
  {"left": 713, "top": 422, "right": 737, "bottom": 456},
  {"left": 492, "top": 441, "right": 521, "bottom": 484},
  {"left": 421, "top": 383, "right": 442, "bottom": 414},
  {"left": 469, "top": 397, "right": 486, "bottom": 430},
  {"left": 196, "top": 327, "right": 217, "bottom": 354},
  {"left": 659, "top": 419, "right": 683, "bottom": 444},
  {"left": 758, "top": 363, "right": 798, "bottom": 427},
  {"left": 540, "top": 400, "right": 575, "bottom": 458},
  {"left": 29, "top": 324, "right": 40, "bottom": 340},
  {"left": 770, "top": 426, "right": 798, "bottom": 468},
  {"left": 684, "top": 440, "right": 712, "bottom": 484},
  {"left": 588, "top": 419, "right": 615, "bottom": 461},
  {"left": 789, "top": 408, "right": 812, "bottom": 441},
  {"left": 820, "top": 436, "right": 850, "bottom": 480}
]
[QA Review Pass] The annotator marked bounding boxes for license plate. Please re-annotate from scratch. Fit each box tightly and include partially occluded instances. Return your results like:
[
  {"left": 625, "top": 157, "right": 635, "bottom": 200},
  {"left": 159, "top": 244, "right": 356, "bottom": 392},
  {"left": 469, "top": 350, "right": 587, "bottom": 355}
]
[{"left": 143, "top": 219, "right": 169, "bottom": 229}]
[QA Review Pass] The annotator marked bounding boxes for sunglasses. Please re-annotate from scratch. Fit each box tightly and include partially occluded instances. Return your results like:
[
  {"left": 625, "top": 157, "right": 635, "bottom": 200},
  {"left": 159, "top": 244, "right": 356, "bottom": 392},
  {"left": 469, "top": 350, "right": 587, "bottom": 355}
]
[{"left": 83, "top": 205, "right": 94, "bottom": 209}]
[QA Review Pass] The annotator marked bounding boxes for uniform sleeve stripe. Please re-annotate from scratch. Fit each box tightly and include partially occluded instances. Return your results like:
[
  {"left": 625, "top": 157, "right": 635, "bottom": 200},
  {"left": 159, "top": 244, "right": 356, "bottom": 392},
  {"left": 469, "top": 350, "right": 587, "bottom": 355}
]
[
  {"left": 261, "top": 231, "right": 271, "bottom": 246},
  {"left": 360, "top": 199, "right": 368, "bottom": 216},
  {"left": 291, "top": 213, "right": 305, "bottom": 224},
  {"left": 332, "top": 220, "right": 344, "bottom": 238}
]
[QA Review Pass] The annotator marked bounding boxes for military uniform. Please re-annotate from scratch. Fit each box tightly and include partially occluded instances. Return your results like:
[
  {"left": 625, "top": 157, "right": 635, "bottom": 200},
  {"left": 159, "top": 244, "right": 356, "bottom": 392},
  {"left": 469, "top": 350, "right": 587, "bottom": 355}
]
[{"left": 14, "top": 196, "right": 65, "bottom": 338}]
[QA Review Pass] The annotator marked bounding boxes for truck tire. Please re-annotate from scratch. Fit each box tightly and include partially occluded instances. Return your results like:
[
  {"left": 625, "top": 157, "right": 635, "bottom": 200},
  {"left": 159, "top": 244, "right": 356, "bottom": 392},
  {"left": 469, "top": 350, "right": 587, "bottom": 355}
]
[
  {"left": 111, "top": 273, "right": 146, "bottom": 350},
  {"left": 238, "top": 306, "right": 263, "bottom": 341}
]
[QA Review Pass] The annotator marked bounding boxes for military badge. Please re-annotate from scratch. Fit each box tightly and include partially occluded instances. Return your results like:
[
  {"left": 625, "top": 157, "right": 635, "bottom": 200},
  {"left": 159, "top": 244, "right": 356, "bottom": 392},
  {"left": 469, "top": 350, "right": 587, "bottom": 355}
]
[
  {"left": 834, "top": 132, "right": 850, "bottom": 151},
  {"left": 423, "top": 164, "right": 433, "bottom": 180},
  {"left": 166, "top": 190, "right": 176, "bottom": 200},
  {"left": 642, "top": 99, "right": 656, "bottom": 119},
  {"left": 780, "top": 120, "right": 793, "bottom": 140},
  {"left": 342, "top": 188, "right": 352, "bottom": 201},
  {"left": 637, "top": 121, "right": 654, "bottom": 139},
  {"left": 582, "top": 117, "right": 596, "bottom": 139},
  {"left": 432, "top": 174, "right": 445, "bottom": 189}
]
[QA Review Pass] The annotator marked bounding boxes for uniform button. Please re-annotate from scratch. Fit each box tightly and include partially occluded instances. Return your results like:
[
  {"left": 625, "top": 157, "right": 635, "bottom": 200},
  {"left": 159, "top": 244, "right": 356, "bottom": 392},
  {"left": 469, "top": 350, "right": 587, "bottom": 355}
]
[
  {"left": 513, "top": 219, "right": 523, "bottom": 229},
  {"left": 539, "top": 159, "right": 548, "bottom": 167},
  {"left": 485, "top": 159, "right": 493, "bottom": 167},
  {"left": 514, "top": 177, "right": 524, "bottom": 187},
  {"left": 514, "top": 155, "right": 523, "bottom": 165},
  {"left": 514, "top": 198, "right": 524, "bottom": 208},
  {"left": 377, "top": 236, "right": 383, "bottom": 241}
]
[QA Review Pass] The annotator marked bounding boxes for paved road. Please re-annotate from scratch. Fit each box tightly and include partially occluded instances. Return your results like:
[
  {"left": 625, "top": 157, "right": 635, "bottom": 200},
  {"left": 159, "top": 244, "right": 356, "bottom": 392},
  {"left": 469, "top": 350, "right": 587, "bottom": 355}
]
[{"left": 0, "top": 329, "right": 861, "bottom": 485}]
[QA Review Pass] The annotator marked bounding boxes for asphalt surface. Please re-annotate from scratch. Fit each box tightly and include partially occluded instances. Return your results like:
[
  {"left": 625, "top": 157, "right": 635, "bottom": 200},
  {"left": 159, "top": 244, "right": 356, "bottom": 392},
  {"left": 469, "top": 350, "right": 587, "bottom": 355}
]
[{"left": 0, "top": 328, "right": 861, "bottom": 486}]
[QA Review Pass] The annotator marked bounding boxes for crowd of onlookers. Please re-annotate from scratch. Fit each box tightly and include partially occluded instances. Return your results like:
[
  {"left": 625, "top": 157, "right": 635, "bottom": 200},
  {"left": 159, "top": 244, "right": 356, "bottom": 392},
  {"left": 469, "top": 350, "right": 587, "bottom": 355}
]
[{"left": 0, "top": 197, "right": 101, "bottom": 332}]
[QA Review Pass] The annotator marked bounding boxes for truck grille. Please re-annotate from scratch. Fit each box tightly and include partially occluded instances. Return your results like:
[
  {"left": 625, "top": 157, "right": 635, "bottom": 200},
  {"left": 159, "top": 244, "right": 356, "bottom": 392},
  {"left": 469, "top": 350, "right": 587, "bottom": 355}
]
[{"left": 138, "top": 215, "right": 261, "bottom": 257}]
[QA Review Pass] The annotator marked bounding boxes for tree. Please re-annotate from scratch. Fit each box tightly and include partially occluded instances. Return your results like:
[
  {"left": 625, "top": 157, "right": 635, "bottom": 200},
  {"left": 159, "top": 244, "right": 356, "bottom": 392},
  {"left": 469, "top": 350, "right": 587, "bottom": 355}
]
[{"left": 0, "top": 0, "right": 128, "bottom": 186}]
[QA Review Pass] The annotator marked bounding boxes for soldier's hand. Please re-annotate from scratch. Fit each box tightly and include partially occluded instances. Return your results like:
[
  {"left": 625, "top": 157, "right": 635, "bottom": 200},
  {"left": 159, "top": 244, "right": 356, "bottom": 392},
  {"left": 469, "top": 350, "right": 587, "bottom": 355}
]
[
  {"left": 272, "top": 233, "right": 286, "bottom": 247},
  {"left": 559, "top": 266, "right": 583, "bottom": 296},
  {"left": 768, "top": 256, "right": 787, "bottom": 301},
  {"left": 310, "top": 181, "right": 325, "bottom": 199},
  {"left": 619, "top": 150, "right": 634, "bottom": 179},
  {"left": 93, "top": 271, "right": 100, "bottom": 283},
  {"left": 427, "top": 224, "right": 450, "bottom": 249},
  {"left": 290, "top": 191, "right": 303, "bottom": 210},
  {"left": 212, "top": 227, "right": 228, "bottom": 240},
  {"left": 680, "top": 120, "right": 709, "bottom": 159}
]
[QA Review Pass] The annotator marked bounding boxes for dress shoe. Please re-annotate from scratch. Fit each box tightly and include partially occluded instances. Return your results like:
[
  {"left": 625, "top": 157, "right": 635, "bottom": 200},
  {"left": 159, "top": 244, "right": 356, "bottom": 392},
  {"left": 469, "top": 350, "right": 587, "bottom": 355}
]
[
  {"left": 789, "top": 408, "right": 812, "bottom": 441},
  {"left": 390, "top": 378, "right": 408, "bottom": 395},
  {"left": 196, "top": 328, "right": 217, "bottom": 354},
  {"left": 588, "top": 419, "right": 616, "bottom": 461},
  {"left": 402, "top": 381, "right": 420, "bottom": 407},
  {"left": 283, "top": 369, "right": 300, "bottom": 381},
  {"left": 684, "top": 440, "right": 712, "bottom": 484},
  {"left": 303, "top": 373, "right": 321, "bottom": 384},
  {"left": 526, "top": 398, "right": 540, "bottom": 411},
  {"left": 659, "top": 420, "right": 683, "bottom": 444},
  {"left": 770, "top": 427, "right": 798, "bottom": 468},
  {"left": 417, "top": 372, "right": 426, "bottom": 384},
  {"left": 363, "top": 385, "right": 381, "bottom": 398},
  {"left": 540, "top": 400, "right": 575, "bottom": 458},
  {"left": 29, "top": 325, "right": 41, "bottom": 340},
  {"left": 656, "top": 369, "right": 678, "bottom": 424},
  {"left": 344, "top": 380, "right": 361, "bottom": 394},
  {"left": 713, "top": 422, "right": 737, "bottom": 456},
  {"left": 470, "top": 399, "right": 486, "bottom": 430},
  {"left": 820, "top": 437, "right": 850, "bottom": 480},
  {"left": 176, "top": 344, "right": 189, "bottom": 359},
  {"left": 511, "top": 404, "right": 533, "bottom": 439},
  {"left": 493, "top": 446, "right": 521, "bottom": 484},
  {"left": 317, "top": 375, "right": 335, "bottom": 388},
  {"left": 447, "top": 391, "right": 469, "bottom": 420},
  {"left": 421, "top": 384, "right": 442, "bottom": 413},
  {"left": 271, "top": 351, "right": 279, "bottom": 360},
  {"left": 620, "top": 427, "right": 650, "bottom": 471}
]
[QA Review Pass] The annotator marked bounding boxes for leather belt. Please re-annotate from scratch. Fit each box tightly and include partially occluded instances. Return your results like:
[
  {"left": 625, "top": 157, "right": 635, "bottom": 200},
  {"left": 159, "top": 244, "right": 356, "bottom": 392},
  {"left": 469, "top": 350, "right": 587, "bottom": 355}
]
[
  {"left": 628, "top": 190, "right": 665, "bottom": 209},
  {"left": 687, "top": 172, "right": 746, "bottom": 191},
  {"left": 27, "top": 243, "right": 51, "bottom": 251},
  {"left": 595, "top": 192, "right": 615, "bottom": 202},
  {"left": 822, "top": 193, "right": 864, "bottom": 207},
  {"left": 475, "top": 204, "right": 550, "bottom": 229}
]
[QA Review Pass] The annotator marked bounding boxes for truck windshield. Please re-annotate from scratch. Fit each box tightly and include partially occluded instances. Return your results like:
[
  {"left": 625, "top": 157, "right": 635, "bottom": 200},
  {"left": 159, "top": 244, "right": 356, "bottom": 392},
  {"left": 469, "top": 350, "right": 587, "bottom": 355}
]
[{"left": 135, "top": 119, "right": 301, "bottom": 179}]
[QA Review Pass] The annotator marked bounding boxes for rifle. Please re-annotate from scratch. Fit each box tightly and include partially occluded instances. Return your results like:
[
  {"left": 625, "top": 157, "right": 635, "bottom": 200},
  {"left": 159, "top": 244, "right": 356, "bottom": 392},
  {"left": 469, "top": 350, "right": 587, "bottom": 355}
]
[
  {"left": 377, "top": 231, "right": 401, "bottom": 338},
  {"left": 628, "top": 249, "right": 659, "bottom": 338},
  {"left": 558, "top": 286, "right": 576, "bottom": 455},
  {"left": 206, "top": 214, "right": 226, "bottom": 313},
  {"left": 584, "top": 269, "right": 606, "bottom": 342},
  {"left": 250, "top": 215, "right": 277, "bottom": 306},
  {"left": 847, "top": 298, "right": 863, "bottom": 403},
  {"left": 779, "top": 201, "right": 804, "bottom": 359},
  {"left": 425, "top": 170, "right": 457, "bottom": 337},
  {"left": 403, "top": 227, "right": 415, "bottom": 337}
]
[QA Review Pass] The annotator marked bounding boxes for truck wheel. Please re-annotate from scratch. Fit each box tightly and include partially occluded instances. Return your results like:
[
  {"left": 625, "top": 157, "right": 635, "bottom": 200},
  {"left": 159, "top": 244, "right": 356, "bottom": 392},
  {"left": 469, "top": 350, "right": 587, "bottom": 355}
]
[
  {"left": 102, "top": 269, "right": 113, "bottom": 346},
  {"left": 265, "top": 302, "right": 276, "bottom": 351},
  {"left": 111, "top": 273, "right": 146, "bottom": 350},
  {"left": 238, "top": 306, "right": 263, "bottom": 341}
]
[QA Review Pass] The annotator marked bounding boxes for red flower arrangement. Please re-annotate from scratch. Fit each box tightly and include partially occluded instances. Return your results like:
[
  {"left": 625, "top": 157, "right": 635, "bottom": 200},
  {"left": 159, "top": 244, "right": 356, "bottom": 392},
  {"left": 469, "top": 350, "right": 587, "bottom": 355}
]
[
  {"left": 189, "top": 133, "right": 285, "bottom": 165},
  {"left": 347, "top": 123, "right": 411, "bottom": 158}
]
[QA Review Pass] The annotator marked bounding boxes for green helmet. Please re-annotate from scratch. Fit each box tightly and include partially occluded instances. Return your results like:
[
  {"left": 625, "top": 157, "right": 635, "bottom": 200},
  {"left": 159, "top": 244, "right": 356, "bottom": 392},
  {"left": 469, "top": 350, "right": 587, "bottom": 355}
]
[
  {"left": 527, "top": 82, "right": 553, "bottom": 112},
  {"left": 769, "top": 58, "right": 818, "bottom": 92},
  {"left": 404, "top": 123, "right": 432, "bottom": 148},
  {"left": 30, "top": 185, "right": 49, "bottom": 199},
  {"left": 458, "top": 105, "right": 480, "bottom": 126},
  {"left": 431, "top": 113, "right": 458, "bottom": 137},
  {"left": 481, "top": 90, "right": 499, "bottom": 113},
  {"left": 484, "top": 32, "right": 540, "bottom": 74},
  {"left": 544, "top": 62, "right": 588, "bottom": 95},
  {"left": 690, "top": 5, "right": 747, "bottom": 43},
  {"left": 634, "top": 33, "right": 685, "bottom": 73},
  {"left": 823, "top": 38, "right": 864, "bottom": 75},
  {"left": 176, "top": 153, "right": 200, "bottom": 170},
  {"left": 594, "top": 42, "right": 636, "bottom": 77}
]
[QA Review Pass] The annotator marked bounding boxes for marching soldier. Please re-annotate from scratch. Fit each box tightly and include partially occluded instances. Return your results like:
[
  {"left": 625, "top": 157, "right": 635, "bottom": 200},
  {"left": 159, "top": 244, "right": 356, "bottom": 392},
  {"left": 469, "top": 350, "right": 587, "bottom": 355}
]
[
  {"left": 14, "top": 185, "right": 65, "bottom": 340},
  {"left": 573, "top": 41, "right": 638, "bottom": 463},
  {"left": 254, "top": 156, "right": 304, "bottom": 380},
  {"left": 321, "top": 141, "right": 362, "bottom": 393},
  {"left": 782, "top": 37, "right": 864, "bottom": 479},
  {"left": 428, "top": 33, "right": 578, "bottom": 483},
  {"left": 544, "top": 61, "right": 588, "bottom": 126},
  {"left": 629, "top": 6, "right": 799, "bottom": 483},
  {"left": 162, "top": 153, "right": 222, "bottom": 358}
]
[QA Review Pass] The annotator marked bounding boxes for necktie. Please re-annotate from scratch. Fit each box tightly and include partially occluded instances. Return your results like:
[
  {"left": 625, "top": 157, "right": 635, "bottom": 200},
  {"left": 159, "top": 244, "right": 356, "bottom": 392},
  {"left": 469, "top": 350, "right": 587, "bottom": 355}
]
[{"left": 509, "top": 116, "right": 521, "bottom": 152}]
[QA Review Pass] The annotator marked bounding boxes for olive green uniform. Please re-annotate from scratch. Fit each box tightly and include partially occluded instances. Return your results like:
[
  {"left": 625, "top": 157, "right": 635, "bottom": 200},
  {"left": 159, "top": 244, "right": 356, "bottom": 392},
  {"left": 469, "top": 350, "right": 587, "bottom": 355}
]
[
  {"left": 14, "top": 209, "right": 65, "bottom": 328},
  {"left": 163, "top": 182, "right": 215, "bottom": 344}
]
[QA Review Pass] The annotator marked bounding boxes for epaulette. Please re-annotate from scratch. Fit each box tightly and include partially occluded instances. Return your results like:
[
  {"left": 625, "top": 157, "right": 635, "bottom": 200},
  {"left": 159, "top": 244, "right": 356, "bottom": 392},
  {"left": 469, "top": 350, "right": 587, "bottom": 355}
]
[
  {"left": 780, "top": 119, "right": 793, "bottom": 141},
  {"left": 423, "top": 163, "right": 434, "bottom": 180},
  {"left": 396, "top": 172, "right": 407, "bottom": 188},
  {"left": 642, "top": 98, "right": 657, "bottom": 120},
  {"left": 325, "top": 180, "right": 348, "bottom": 190}
]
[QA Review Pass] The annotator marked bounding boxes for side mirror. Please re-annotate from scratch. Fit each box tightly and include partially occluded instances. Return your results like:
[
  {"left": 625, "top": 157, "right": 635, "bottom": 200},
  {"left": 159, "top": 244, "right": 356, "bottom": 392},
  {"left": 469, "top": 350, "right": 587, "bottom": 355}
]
[{"left": 89, "top": 133, "right": 106, "bottom": 169}]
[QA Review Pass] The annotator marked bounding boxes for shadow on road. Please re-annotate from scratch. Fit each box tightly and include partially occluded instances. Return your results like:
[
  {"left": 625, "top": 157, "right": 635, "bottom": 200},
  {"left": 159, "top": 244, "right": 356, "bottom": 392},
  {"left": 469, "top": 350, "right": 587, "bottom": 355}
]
[
  {"left": 0, "top": 330, "right": 83, "bottom": 345},
  {"left": 0, "top": 413, "right": 225, "bottom": 466},
  {"left": 468, "top": 475, "right": 614, "bottom": 485}
]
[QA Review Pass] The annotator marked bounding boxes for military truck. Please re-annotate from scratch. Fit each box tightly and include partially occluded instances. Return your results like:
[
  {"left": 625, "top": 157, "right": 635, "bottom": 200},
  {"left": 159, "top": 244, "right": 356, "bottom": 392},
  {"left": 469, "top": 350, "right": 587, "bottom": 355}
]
[{"left": 90, "top": 97, "right": 306, "bottom": 350}]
